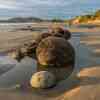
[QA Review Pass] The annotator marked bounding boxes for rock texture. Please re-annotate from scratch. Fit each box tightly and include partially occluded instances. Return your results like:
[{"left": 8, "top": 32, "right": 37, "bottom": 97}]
[
  {"left": 49, "top": 26, "right": 71, "bottom": 40},
  {"left": 35, "top": 27, "right": 71, "bottom": 44},
  {"left": 36, "top": 36, "right": 75, "bottom": 67},
  {"left": 36, "top": 36, "right": 75, "bottom": 81},
  {"left": 9, "top": 27, "right": 72, "bottom": 62},
  {"left": 30, "top": 71, "right": 56, "bottom": 89}
]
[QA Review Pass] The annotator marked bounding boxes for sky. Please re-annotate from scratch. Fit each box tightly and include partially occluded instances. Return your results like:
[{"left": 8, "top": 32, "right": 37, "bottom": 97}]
[{"left": 0, "top": 0, "right": 100, "bottom": 19}]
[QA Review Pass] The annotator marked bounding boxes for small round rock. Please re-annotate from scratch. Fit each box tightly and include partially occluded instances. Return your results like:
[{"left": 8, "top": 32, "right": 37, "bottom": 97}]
[{"left": 30, "top": 71, "right": 56, "bottom": 89}]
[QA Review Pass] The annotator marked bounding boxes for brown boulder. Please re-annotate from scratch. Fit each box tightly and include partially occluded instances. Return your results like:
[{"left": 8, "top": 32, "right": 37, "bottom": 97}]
[
  {"left": 25, "top": 41, "right": 37, "bottom": 58},
  {"left": 11, "top": 41, "right": 37, "bottom": 62},
  {"left": 49, "top": 27, "right": 71, "bottom": 40},
  {"left": 36, "top": 36, "right": 75, "bottom": 81},
  {"left": 35, "top": 32, "right": 51, "bottom": 44},
  {"left": 10, "top": 27, "right": 72, "bottom": 62},
  {"left": 35, "top": 27, "right": 71, "bottom": 45}
]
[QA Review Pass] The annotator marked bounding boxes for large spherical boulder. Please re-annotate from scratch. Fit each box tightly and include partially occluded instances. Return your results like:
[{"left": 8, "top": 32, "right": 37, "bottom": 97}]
[
  {"left": 30, "top": 71, "right": 56, "bottom": 89},
  {"left": 36, "top": 36, "right": 75, "bottom": 67},
  {"left": 36, "top": 36, "right": 75, "bottom": 81}
]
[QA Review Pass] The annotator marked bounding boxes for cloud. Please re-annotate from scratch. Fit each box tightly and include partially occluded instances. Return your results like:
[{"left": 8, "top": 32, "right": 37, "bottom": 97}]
[
  {"left": 0, "top": 0, "right": 100, "bottom": 18},
  {"left": 0, "top": 5, "right": 15, "bottom": 9},
  {"left": 0, "top": 0, "right": 16, "bottom": 9},
  {"left": 0, "top": 0, "right": 77, "bottom": 9}
]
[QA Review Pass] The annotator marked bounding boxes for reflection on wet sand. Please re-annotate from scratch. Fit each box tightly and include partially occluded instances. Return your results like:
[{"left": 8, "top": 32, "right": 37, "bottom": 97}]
[{"left": 80, "top": 33, "right": 100, "bottom": 67}]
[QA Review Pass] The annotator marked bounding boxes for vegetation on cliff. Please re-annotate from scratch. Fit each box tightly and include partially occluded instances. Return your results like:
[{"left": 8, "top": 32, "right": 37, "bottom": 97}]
[{"left": 70, "top": 10, "right": 100, "bottom": 24}]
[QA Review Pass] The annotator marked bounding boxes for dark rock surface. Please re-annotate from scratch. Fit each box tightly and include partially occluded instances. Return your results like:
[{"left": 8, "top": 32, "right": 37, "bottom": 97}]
[
  {"left": 49, "top": 27, "right": 71, "bottom": 40},
  {"left": 36, "top": 36, "right": 75, "bottom": 81}
]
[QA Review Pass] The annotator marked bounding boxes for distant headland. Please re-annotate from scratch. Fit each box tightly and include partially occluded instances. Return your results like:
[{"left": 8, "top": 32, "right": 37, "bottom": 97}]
[
  {"left": 0, "top": 17, "right": 64, "bottom": 23},
  {"left": 0, "top": 10, "right": 100, "bottom": 24}
]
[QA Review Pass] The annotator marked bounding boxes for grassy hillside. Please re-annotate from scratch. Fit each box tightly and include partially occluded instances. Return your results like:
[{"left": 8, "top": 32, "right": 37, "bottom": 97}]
[{"left": 69, "top": 10, "right": 100, "bottom": 24}]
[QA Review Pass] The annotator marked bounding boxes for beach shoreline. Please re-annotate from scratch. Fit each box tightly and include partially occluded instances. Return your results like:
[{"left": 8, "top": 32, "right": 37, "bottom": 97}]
[{"left": 0, "top": 22, "right": 100, "bottom": 100}]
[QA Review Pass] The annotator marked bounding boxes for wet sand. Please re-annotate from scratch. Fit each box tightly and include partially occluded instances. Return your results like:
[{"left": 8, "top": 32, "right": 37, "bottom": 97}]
[
  {"left": 0, "top": 23, "right": 100, "bottom": 100},
  {"left": 0, "top": 22, "right": 53, "bottom": 53},
  {"left": 60, "top": 25, "right": 100, "bottom": 100}
]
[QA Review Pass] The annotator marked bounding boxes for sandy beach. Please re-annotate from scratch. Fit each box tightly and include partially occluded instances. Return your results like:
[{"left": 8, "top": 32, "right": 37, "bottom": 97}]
[
  {"left": 0, "top": 22, "right": 100, "bottom": 100},
  {"left": 0, "top": 22, "right": 56, "bottom": 53}
]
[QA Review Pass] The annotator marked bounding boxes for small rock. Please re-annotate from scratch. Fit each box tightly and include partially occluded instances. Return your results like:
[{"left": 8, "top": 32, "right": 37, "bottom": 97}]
[{"left": 30, "top": 71, "right": 56, "bottom": 89}]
